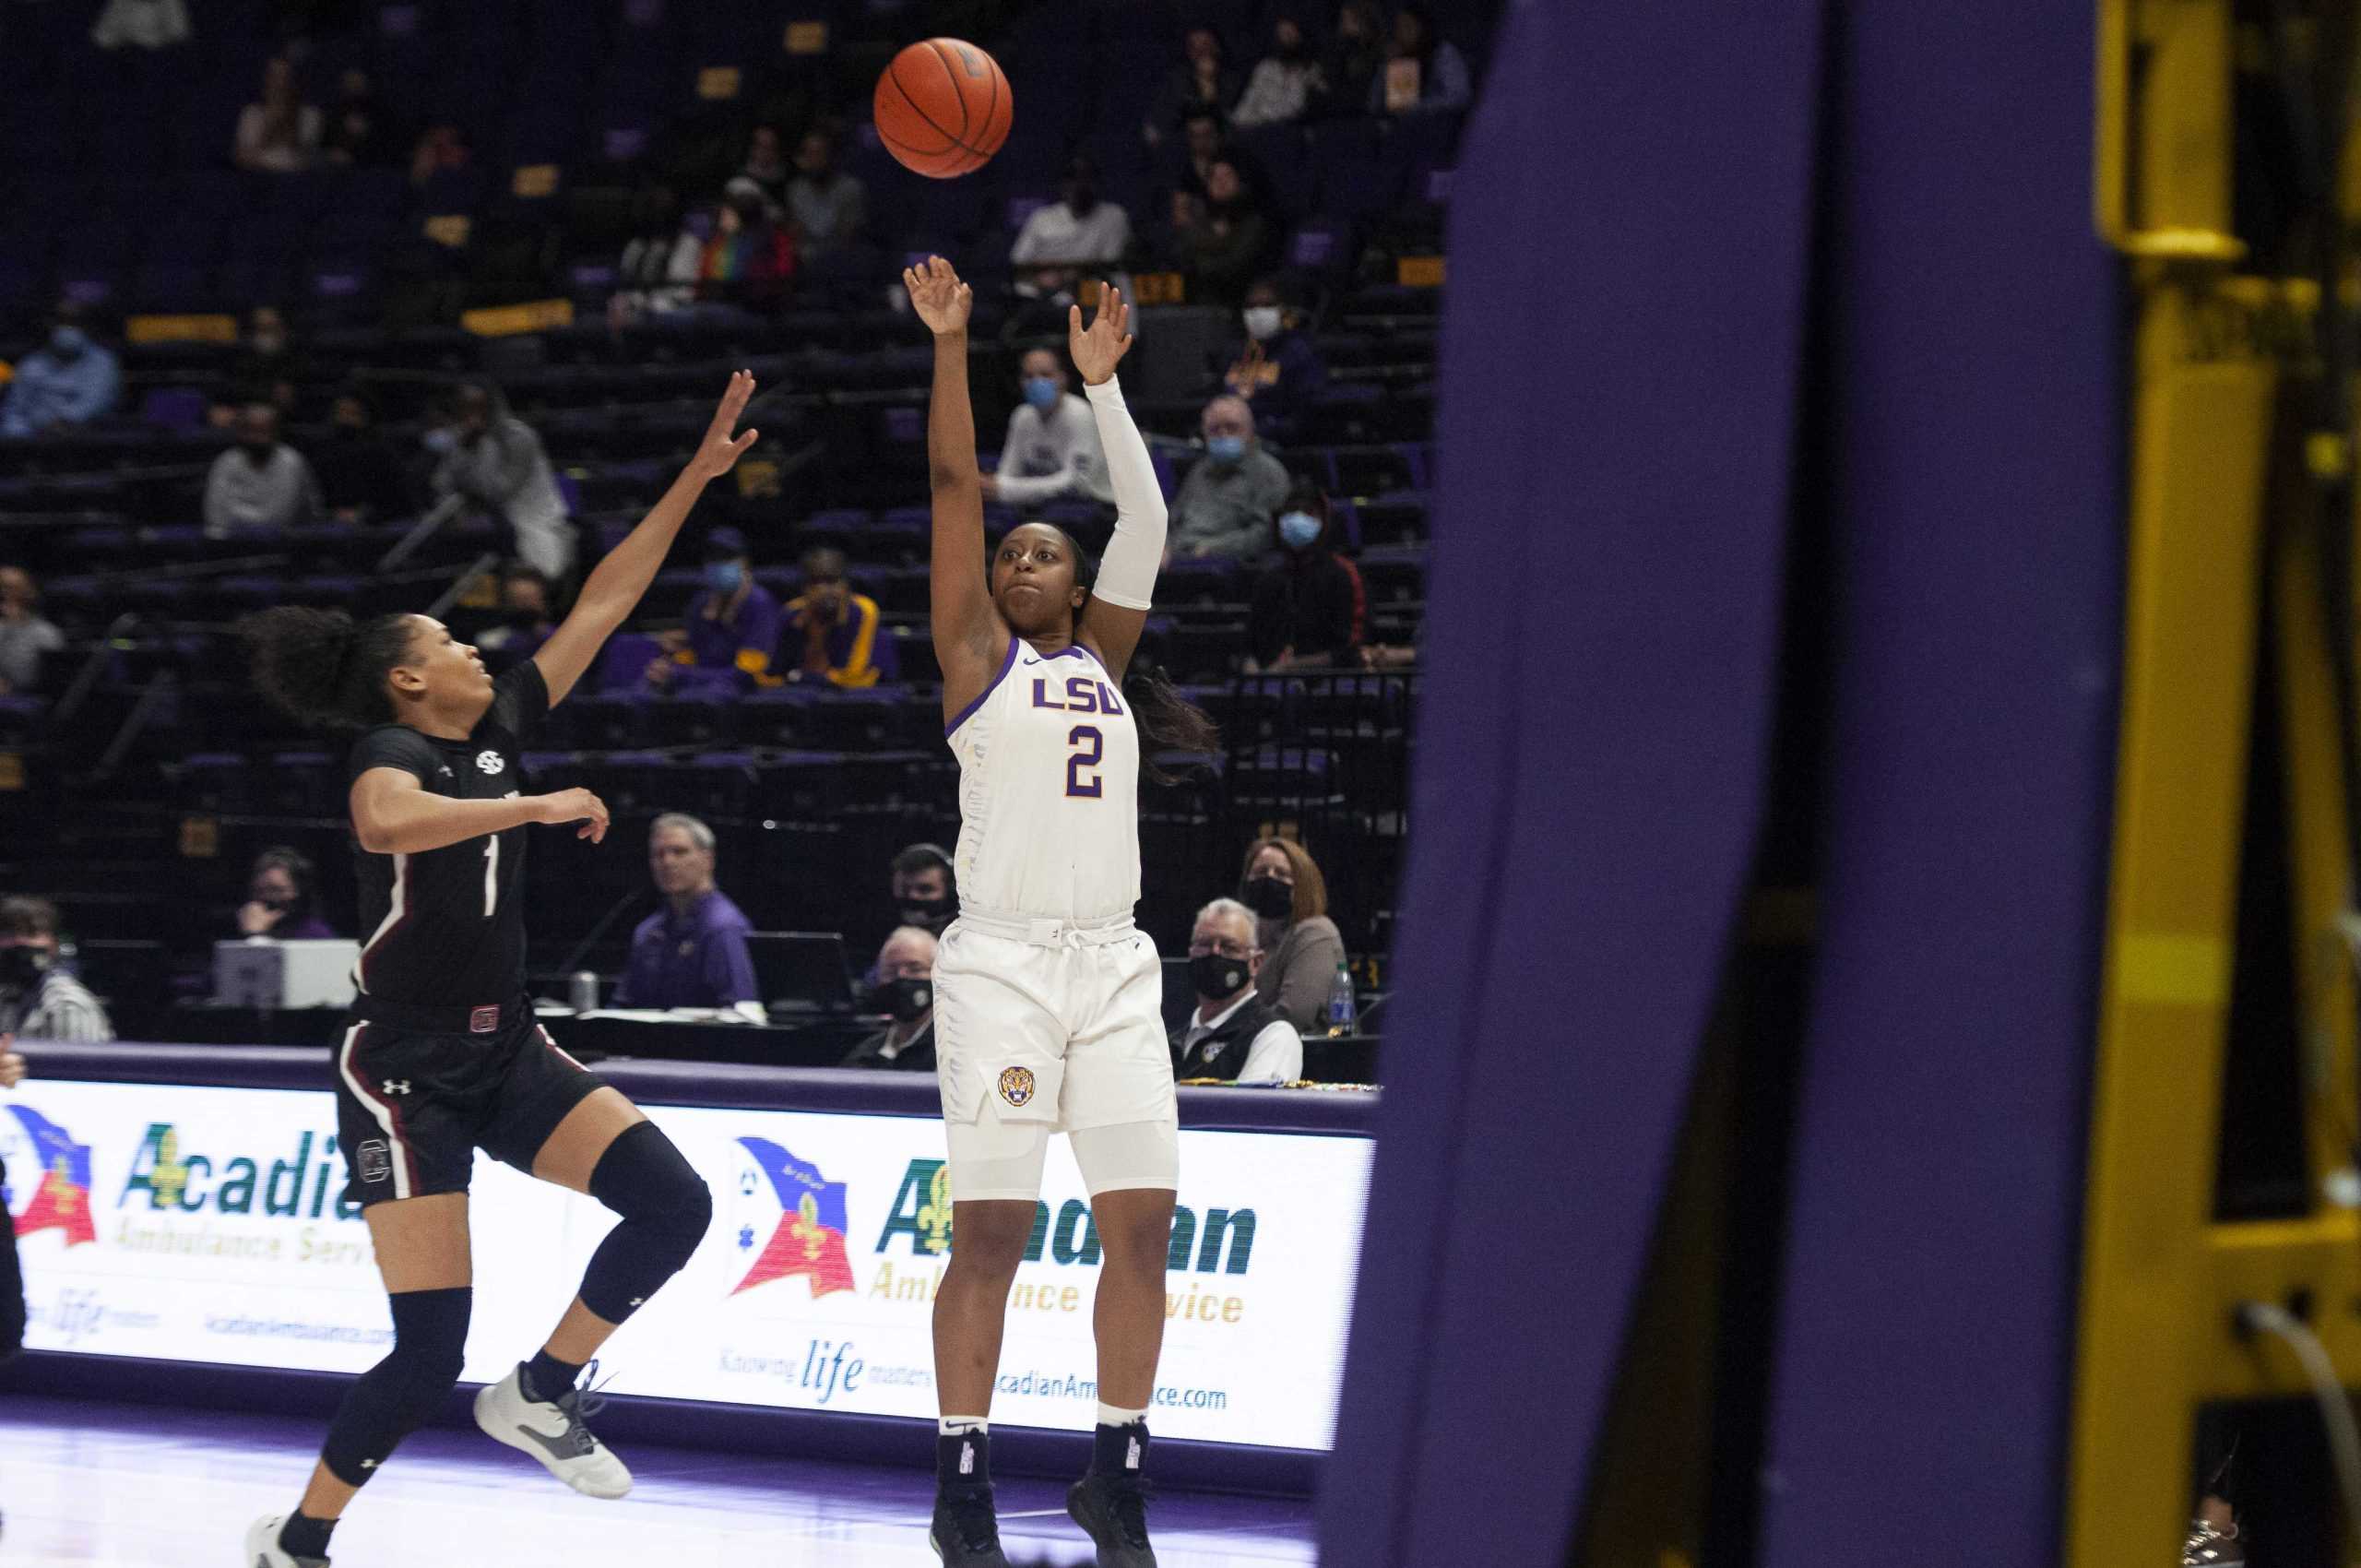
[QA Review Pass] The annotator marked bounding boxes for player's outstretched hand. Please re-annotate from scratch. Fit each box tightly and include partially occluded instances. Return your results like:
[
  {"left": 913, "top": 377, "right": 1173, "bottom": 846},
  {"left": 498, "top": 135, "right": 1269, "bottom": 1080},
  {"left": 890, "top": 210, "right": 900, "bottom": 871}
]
[
  {"left": 535, "top": 787, "right": 611, "bottom": 843},
  {"left": 689, "top": 370, "right": 760, "bottom": 481},
  {"left": 1069, "top": 285, "right": 1133, "bottom": 386},
  {"left": 905, "top": 255, "right": 973, "bottom": 337}
]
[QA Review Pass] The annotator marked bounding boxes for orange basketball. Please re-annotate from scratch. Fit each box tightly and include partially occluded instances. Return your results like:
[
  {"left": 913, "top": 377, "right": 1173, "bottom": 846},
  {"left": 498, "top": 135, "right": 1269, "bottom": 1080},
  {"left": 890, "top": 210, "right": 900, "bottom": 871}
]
[{"left": 873, "top": 38, "right": 1013, "bottom": 179}]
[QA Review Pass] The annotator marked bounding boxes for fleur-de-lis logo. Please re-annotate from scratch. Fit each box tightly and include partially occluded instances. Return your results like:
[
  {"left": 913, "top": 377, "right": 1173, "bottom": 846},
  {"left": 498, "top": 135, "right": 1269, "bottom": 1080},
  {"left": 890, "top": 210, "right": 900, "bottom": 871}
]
[{"left": 918, "top": 1164, "right": 954, "bottom": 1253}]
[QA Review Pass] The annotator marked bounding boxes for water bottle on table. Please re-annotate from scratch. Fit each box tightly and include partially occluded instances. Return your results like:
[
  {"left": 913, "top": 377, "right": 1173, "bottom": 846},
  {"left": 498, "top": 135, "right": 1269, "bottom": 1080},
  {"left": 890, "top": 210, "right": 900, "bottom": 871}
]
[{"left": 1324, "top": 962, "right": 1358, "bottom": 1037}]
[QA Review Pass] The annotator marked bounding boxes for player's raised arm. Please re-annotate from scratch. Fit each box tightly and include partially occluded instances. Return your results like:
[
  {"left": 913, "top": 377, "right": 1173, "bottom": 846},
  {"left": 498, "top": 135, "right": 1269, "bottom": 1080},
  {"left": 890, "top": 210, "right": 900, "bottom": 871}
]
[
  {"left": 531, "top": 372, "right": 759, "bottom": 706},
  {"left": 1069, "top": 286, "right": 1161, "bottom": 683},
  {"left": 907, "top": 256, "right": 1005, "bottom": 723}
]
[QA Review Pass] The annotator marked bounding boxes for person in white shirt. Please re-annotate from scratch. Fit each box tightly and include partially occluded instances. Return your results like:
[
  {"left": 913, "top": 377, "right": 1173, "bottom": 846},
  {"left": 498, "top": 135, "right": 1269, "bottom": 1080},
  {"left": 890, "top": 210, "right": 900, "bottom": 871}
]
[
  {"left": 430, "top": 382, "right": 575, "bottom": 581},
  {"left": 205, "top": 404, "right": 323, "bottom": 539},
  {"left": 1169, "top": 898, "right": 1302, "bottom": 1084},
  {"left": 1010, "top": 159, "right": 1133, "bottom": 301},
  {"left": 1232, "top": 16, "right": 1326, "bottom": 127},
  {"left": 984, "top": 348, "right": 1114, "bottom": 508}
]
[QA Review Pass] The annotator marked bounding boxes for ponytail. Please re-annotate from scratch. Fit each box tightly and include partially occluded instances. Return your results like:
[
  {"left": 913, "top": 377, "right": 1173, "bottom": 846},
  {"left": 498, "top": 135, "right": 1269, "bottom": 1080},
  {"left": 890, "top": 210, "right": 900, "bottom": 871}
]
[
  {"left": 1124, "top": 659, "right": 1219, "bottom": 785},
  {"left": 239, "top": 606, "right": 416, "bottom": 731}
]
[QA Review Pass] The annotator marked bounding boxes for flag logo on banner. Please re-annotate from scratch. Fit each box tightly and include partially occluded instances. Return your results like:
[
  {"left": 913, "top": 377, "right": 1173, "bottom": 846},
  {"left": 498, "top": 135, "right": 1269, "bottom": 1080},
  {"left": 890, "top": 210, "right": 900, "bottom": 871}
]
[
  {"left": 6, "top": 1105, "right": 97, "bottom": 1247},
  {"left": 731, "top": 1137, "right": 855, "bottom": 1298}
]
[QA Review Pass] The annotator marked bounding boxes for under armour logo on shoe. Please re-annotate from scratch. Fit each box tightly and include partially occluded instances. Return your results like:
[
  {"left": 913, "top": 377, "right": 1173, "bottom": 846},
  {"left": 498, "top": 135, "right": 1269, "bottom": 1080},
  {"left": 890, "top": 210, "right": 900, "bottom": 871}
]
[{"left": 382, "top": 1079, "right": 410, "bottom": 1095}]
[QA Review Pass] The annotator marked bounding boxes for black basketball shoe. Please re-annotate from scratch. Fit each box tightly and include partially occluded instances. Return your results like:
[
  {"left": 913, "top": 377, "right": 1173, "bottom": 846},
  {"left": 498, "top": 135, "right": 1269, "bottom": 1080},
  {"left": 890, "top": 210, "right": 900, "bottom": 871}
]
[{"left": 1067, "top": 1470, "right": 1157, "bottom": 1568}]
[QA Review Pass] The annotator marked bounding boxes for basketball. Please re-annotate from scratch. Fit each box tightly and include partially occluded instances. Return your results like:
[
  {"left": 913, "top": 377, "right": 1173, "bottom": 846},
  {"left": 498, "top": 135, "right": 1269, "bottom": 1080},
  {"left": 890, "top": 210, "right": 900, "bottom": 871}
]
[{"left": 873, "top": 37, "right": 1013, "bottom": 179}]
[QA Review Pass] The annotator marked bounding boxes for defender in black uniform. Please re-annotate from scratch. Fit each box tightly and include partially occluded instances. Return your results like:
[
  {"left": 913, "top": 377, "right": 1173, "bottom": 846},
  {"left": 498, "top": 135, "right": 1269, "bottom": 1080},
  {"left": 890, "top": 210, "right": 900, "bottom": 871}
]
[{"left": 237, "top": 374, "right": 760, "bottom": 1568}]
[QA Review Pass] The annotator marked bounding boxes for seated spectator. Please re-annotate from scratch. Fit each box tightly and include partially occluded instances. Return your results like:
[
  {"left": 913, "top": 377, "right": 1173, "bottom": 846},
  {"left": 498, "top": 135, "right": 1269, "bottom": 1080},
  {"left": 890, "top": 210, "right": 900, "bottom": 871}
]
[
  {"left": 700, "top": 179, "right": 797, "bottom": 308},
  {"left": 1011, "top": 159, "right": 1132, "bottom": 302},
  {"left": 237, "top": 847, "right": 337, "bottom": 942},
  {"left": 1145, "top": 190, "right": 1207, "bottom": 275},
  {"left": 1223, "top": 278, "right": 1328, "bottom": 440},
  {"left": 204, "top": 404, "right": 321, "bottom": 539},
  {"left": 0, "top": 303, "right": 122, "bottom": 439},
  {"left": 429, "top": 381, "right": 574, "bottom": 580},
  {"left": 1144, "top": 26, "right": 1241, "bottom": 148},
  {"left": 1249, "top": 480, "right": 1366, "bottom": 671},
  {"left": 841, "top": 926, "right": 938, "bottom": 1070},
  {"left": 476, "top": 564, "right": 557, "bottom": 671},
  {"left": 1236, "top": 837, "right": 1346, "bottom": 1033},
  {"left": 986, "top": 349, "right": 1112, "bottom": 507},
  {"left": 1171, "top": 897, "right": 1303, "bottom": 1083},
  {"left": 737, "top": 124, "right": 791, "bottom": 210},
  {"left": 785, "top": 547, "right": 896, "bottom": 687},
  {"left": 323, "top": 68, "right": 397, "bottom": 167},
  {"left": 890, "top": 842, "right": 957, "bottom": 937},
  {"left": 210, "top": 306, "right": 306, "bottom": 428},
  {"left": 0, "top": 567, "right": 65, "bottom": 697},
  {"left": 787, "top": 130, "right": 868, "bottom": 260},
  {"left": 1317, "top": 0, "right": 1388, "bottom": 116},
  {"left": 233, "top": 55, "right": 321, "bottom": 172},
  {"left": 652, "top": 527, "right": 781, "bottom": 690},
  {"left": 314, "top": 389, "right": 408, "bottom": 521},
  {"left": 1170, "top": 106, "right": 1230, "bottom": 202},
  {"left": 409, "top": 122, "right": 471, "bottom": 188},
  {"left": 611, "top": 814, "right": 758, "bottom": 1010},
  {"left": 1174, "top": 160, "right": 1270, "bottom": 308},
  {"left": 1372, "top": 2, "right": 1472, "bottom": 115},
  {"left": 1169, "top": 396, "right": 1290, "bottom": 560},
  {"left": 1233, "top": 15, "right": 1326, "bottom": 128},
  {"left": 0, "top": 897, "right": 112, "bottom": 1043},
  {"left": 612, "top": 185, "right": 703, "bottom": 324}
]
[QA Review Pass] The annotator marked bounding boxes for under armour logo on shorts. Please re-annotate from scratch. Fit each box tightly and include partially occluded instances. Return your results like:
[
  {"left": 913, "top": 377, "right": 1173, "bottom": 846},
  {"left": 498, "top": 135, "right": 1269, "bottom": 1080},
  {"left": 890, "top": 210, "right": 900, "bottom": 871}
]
[
  {"left": 476, "top": 749, "right": 505, "bottom": 775},
  {"left": 997, "top": 1065, "right": 1036, "bottom": 1108},
  {"left": 381, "top": 1079, "right": 410, "bottom": 1095}
]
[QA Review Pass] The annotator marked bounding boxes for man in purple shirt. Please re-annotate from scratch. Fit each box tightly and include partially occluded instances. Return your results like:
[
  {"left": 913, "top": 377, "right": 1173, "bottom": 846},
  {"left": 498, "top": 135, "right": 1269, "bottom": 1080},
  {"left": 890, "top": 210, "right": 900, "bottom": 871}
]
[
  {"left": 651, "top": 526, "right": 783, "bottom": 691},
  {"left": 611, "top": 813, "right": 759, "bottom": 1009}
]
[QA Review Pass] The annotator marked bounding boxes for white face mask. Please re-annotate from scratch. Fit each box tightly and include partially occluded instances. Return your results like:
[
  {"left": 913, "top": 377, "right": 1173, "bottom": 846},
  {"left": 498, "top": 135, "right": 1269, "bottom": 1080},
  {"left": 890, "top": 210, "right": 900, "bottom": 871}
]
[{"left": 1242, "top": 306, "right": 1283, "bottom": 341}]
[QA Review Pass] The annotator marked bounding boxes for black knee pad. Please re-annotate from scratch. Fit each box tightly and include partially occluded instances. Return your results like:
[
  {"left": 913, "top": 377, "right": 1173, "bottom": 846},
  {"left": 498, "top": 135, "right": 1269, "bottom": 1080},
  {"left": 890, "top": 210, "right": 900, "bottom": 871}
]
[
  {"left": 580, "top": 1122, "right": 710, "bottom": 1322},
  {"left": 321, "top": 1285, "right": 470, "bottom": 1485}
]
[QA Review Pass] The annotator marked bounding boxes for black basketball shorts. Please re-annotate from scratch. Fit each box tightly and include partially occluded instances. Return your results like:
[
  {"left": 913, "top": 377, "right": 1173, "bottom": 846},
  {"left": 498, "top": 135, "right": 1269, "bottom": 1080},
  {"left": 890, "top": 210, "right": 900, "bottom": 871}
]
[{"left": 332, "top": 1012, "right": 607, "bottom": 1208}]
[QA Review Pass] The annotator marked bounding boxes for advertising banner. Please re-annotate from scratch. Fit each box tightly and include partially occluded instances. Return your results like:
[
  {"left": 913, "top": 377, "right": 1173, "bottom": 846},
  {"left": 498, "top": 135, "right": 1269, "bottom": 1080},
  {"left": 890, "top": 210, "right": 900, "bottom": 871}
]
[{"left": 1, "top": 1080, "right": 1370, "bottom": 1449}]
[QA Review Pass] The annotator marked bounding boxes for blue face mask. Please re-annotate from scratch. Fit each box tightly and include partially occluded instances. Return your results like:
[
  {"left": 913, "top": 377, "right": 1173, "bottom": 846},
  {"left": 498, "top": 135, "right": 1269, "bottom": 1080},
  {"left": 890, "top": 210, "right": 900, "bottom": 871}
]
[
  {"left": 706, "top": 561, "right": 746, "bottom": 593},
  {"left": 1022, "top": 375, "right": 1061, "bottom": 411},
  {"left": 421, "top": 427, "right": 457, "bottom": 455},
  {"left": 1206, "top": 434, "right": 1247, "bottom": 465},
  {"left": 1278, "top": 510, "right": 1323, "bottom": 550},
  {"left": 49, "top": 327, "right": 87, "bottom": 358}
]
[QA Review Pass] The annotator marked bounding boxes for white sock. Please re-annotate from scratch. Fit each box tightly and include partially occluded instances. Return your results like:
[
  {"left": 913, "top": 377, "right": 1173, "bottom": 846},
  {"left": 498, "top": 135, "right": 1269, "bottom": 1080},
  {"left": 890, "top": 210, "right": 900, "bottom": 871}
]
[
  {"left": 1096, "top": 1402, "right": 1147, "bottom": 1429},
  {"left": 939, "top": 1415, "right": 989, "bottom": 1436}
]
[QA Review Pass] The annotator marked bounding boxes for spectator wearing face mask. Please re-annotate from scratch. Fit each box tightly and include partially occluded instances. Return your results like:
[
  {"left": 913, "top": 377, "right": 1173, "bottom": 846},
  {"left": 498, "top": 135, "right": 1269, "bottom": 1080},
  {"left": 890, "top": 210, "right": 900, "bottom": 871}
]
[
  {"left": 700, "top": 178, "right": 797, "bottom": 308},
  {"left": 476, "top": 563, "right": 557, "bottom": 671},
  {"left": 0, "top": 303, "right": 122, "bottom": 440},
  {"left": 612, "top": 814, "right": 758, "bottom": 1010},
  {"left": 1371, "top": 2, "right": 1472, "bottom": 115},
  {"left": 1236, "top": 837, "right": 1345, "bottom": 1033},
  {"left": 1173, "top": 159, "right": 1270, "bottom": 310},
  {"left": 890, "top": 842, "right": 957, "bottom": 937},
  {"left": 314, "top": 390, "right": 409, "bottom": 522},
  {"left": 428, "top": 380, "right": 575, "bottom": 581},
  {"left": 1011, "top": 158, "right": 1133, "bottom": 303},
  {"left": 1169, "top": 395, "right": 1290, "bottom": 560},
  {"left": 1316, "top": 0, "right": 1388, "bottom": 117},
  {"left": 1233, "top": 16, "right": 1326, "bottom": 127},
  {"left": 1171, "top": 898, "right": 1303, "bottom": 1083},
  {"left": 204, "top": 403, "right": 322, "bottom": 538},
  {"left": 737, "top": 125, "right": 791, "bottom": 209},
  {"left": 787, "top": 130, "right": 868, "bottom": 260},
  {"left": 1249, "top": 481, "right": 1365, "bottom": 671},
  {"left": 237, "top": 846, "right": 337, "bottom": 941},
  {"left": 652, "top": 526, "right": 781, "bottom": 691},
  {"left": 983, "top": 347, "right": 1113, "bottom": 508},
  {"left": 0, "top": 897, "right": 112, "bottom": 1043},
  {"left": 1144, "top": 26, "right": 1242, "bottom": 148},
  {"left": 0, "top": 567, "right": 64, "bottom": 698},
  {"left": 841, "top": 925, "right": 938, "bottom": 1070},
  {"left": 210, "top": 305, "right": 305, "bottom": 428},
  {"left": 783, "top": 546, "right": 895, "bottom": 688},
  {"left": 1224, "top": 278, "right": 1327, "bottom": 442}
]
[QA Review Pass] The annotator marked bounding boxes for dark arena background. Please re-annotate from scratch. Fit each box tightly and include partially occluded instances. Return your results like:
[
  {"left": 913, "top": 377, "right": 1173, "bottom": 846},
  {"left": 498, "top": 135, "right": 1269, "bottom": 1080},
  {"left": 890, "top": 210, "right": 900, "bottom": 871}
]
[{"left": 3, "top": 2, "right": 2360, "bottom": 1567}]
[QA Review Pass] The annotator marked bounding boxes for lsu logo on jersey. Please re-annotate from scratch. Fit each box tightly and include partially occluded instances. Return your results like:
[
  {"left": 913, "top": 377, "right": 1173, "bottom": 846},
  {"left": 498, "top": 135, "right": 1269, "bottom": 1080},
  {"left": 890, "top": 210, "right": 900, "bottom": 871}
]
[
  {"left": 1029, "top": 674, "right": 1125, "bottom": 716},
  {"left": 997, "top": 1066, "right": 1037, "bottom": 1108}
]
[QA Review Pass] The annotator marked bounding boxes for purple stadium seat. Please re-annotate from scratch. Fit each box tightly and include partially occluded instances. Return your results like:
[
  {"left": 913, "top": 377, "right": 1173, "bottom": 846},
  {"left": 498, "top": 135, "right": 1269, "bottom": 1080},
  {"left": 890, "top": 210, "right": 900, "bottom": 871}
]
[
  {"left": 599, "top": 633, "right": 666, "bottom": 692},
  {"left": 139, "top": 390, "right": 211, "bottom": 434}
]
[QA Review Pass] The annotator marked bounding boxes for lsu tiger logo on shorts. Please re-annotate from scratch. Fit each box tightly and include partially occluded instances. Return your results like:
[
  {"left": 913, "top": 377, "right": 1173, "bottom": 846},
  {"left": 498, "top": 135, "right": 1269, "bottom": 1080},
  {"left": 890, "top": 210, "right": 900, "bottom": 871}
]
[{"left": 997, "top": 1066, "right": 1037, "bottom": 1108}]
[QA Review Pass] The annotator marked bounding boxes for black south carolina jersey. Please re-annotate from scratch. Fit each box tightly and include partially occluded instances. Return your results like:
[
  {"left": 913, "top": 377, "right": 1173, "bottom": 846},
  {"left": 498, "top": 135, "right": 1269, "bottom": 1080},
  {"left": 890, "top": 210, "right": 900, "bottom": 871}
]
[{"left": 345, "top": 660, "right": 550, "bottom": 1006}]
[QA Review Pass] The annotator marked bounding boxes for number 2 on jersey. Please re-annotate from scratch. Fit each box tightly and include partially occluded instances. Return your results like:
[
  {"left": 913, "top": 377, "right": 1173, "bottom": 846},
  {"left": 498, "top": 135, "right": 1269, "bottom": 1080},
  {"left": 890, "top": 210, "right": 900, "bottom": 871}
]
[{"left": 1066, "top": 725, "right": 1104, "bottom": 799}]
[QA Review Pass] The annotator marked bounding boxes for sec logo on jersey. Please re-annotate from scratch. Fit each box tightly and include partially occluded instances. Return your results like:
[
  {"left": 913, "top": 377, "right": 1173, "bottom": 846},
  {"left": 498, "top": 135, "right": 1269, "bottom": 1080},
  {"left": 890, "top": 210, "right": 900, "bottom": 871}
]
[{"left": 997, "top": 1066, "right": 1036, "bottom": 1108}]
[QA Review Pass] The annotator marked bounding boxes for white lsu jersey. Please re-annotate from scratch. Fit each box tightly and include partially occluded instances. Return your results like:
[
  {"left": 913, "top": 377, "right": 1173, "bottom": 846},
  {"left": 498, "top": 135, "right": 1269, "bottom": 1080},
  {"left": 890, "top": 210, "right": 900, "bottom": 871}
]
[{"left": 946, "top": 635, "right": 1139, "bottom": 922}]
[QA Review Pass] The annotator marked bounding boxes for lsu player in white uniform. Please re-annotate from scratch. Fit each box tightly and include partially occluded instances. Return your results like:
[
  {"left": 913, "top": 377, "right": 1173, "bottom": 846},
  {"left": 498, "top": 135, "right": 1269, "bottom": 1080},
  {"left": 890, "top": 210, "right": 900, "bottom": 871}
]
[{"left": 904, "top": 256, "right": 1215, "bottom": 1568}]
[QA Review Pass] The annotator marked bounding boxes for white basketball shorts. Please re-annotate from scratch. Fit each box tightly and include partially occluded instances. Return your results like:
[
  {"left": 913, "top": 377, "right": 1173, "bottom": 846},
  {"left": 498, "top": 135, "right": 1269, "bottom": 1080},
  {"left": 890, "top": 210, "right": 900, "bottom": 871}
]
[{"left": 931, "top": 911, "right": 1180, "bottom": 1203}]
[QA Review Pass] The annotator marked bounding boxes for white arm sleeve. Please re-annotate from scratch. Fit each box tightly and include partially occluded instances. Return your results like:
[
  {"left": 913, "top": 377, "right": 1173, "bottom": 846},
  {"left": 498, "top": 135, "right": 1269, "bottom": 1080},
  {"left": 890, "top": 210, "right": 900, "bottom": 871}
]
[{"left": 1085, "top": 374, "right": 1166, "bottom": 611}]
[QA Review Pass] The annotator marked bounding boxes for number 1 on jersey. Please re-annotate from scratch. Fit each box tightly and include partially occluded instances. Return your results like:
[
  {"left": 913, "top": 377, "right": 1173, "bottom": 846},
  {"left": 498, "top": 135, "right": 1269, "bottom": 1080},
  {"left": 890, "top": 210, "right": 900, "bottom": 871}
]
[
  {"left": 1066, "top": 725, "right": 1104, "bottom": 798},
  {"left": 482, "top": 835, "right": 499, "bottom": 916}
]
